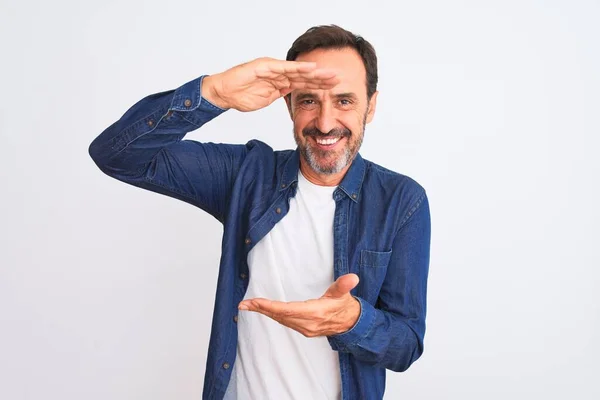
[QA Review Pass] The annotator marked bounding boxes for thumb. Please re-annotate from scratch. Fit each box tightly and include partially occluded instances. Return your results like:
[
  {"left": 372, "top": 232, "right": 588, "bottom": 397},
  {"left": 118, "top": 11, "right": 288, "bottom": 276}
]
[{"left": 323, "top": 273, "right": 360, "bottom": 299}]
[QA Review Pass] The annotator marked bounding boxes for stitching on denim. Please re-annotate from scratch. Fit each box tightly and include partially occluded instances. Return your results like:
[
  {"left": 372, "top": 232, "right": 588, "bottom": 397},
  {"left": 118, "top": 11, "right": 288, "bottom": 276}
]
[
  {"left": 344, "top": 198, "right": 349, "bottom": 273},
  {"left": 339, "top": 159, "right": 366, "bottom": 203},
  {"left": 180, "top": 113, "right": 202, "bottom": 128},
  {"left": 356, "top": 157, "right": 367, "bottom": 200},
  {"left": 246, "top": 191, "right": 287, "bottom": 251},
  {"left": 111, "top": 119, "right": 143, "bottom": 151},
  {"left": 194, "top": 77, "right": 201, "bottom": 109},
  {"left": 359, "top": 250, "right": 392, "bottom": 267},
  {"left": 201, "top": 95, "right": 227, "bottom": 113},
  {"left": 354, "top": 298, "right": 376, "bottom": 345},
  {"left": 111, "top": 108, "right": 167, "bottom": 152},
  {"left": 279, "top": 151, "right": 297, "bottom": 189},
  {"left": 352, "top": 299, "right": 379, "bottom": 346},
  {"left": 397, "top": 191, "right": 426, "bottom": 232},
  {"left": 171, "top": 78, "right": 201, "bottom": 112}
]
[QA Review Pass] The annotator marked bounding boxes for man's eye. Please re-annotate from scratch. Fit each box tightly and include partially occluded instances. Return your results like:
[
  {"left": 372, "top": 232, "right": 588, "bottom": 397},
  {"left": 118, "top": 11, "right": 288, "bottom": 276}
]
[
  {"left": 339, "top": 99, "right": 351, "bottom": 106},
  {"left": 301, "top": 100, "right": 315, "bottom": 105}
]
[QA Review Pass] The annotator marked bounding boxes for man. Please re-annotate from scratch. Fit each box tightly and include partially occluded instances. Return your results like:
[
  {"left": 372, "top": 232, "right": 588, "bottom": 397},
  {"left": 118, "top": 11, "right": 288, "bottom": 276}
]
[{"left": 89, "top": 25, "right": 431, "bottom": 400}]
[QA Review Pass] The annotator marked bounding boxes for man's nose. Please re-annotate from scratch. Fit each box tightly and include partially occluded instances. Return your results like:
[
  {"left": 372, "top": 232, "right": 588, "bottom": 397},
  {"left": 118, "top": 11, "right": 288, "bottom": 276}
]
[{"left": 314, "top": 103, "right": 337, "bottom": 134}]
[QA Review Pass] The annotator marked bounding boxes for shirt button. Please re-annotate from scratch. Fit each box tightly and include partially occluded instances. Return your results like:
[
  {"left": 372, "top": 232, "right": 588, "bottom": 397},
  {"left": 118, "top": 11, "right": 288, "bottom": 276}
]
[
  {"left": 147, "top": 119, "right": 154, "bottom": 127},
  {"left": 281, "top": 183, "right": 286, "bottom": 188},
  {"left": 352, "top": 193, "right": 357, "bottom": 199},
  {"left": 184, "top": 99, "right": 192, "bottom": 108},
  {"left": 244, "top": 238, "right": 251, "bottom": 245},
  {"left": 275, "top": 207, "right": 281, "bottom": 214},
  {"left": 240, "top": 273, "right": 247, "bottom": 279},
  {"left": 233, "top": 315, "right": 238, "bottom": 323},
  {"left": 222, "top": 362, "right": 230, "bottom": 369},
  {"left": 166, "top": 111, "right": 173, "bottom": 117}
]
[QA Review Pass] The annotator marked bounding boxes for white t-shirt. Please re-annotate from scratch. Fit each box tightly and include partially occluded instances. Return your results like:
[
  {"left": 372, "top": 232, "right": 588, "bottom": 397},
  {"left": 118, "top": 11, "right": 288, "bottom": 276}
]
[{"left": 224, "top": 170, "right": 341, "bottom": 400}]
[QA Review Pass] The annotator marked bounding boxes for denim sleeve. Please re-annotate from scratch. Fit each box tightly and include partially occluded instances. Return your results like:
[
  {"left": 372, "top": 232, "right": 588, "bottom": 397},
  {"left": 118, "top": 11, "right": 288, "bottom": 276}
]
[
  {"left": 328, "top": 193, "right": 431, "bottom": 372},
  {"left": 89, "top": 76, "right": 249, "bottom": 223}
]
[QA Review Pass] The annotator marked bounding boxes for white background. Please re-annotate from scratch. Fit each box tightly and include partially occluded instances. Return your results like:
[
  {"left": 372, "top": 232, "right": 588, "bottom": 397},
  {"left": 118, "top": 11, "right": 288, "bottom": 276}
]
[{"left": 1, "top": 0, "right": 599, "bottom": 399}]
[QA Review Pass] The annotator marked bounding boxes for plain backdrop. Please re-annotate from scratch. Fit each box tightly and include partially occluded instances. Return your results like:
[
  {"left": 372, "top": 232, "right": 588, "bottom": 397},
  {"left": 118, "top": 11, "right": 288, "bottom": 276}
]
[{"left": 1, "top": 0, "right": 599, "bottom": 399}]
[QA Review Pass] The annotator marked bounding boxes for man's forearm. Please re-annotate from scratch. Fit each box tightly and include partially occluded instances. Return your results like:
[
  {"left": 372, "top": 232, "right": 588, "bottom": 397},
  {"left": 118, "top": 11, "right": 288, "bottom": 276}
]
[
  {"left": 327, "top": 299, "right": 424, "bottom": 372},
  {"left": 88, "top": 76, "right": 226, "bottom": 177}
]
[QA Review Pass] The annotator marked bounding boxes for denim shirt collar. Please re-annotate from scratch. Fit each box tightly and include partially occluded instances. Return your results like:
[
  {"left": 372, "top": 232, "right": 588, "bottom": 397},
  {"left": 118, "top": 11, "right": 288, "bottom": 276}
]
[{"left": 280, "top": 148, "right": 367, "bottom": 203}]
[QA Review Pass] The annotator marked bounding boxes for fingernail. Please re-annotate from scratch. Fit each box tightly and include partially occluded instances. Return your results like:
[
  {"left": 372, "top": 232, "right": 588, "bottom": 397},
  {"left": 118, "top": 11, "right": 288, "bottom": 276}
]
[{"left": 239, "top": 304, "right": 249, "bottom": 310}]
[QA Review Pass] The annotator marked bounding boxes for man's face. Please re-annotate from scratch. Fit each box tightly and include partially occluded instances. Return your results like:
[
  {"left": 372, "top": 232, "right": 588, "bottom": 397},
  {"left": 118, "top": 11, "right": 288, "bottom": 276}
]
[{"left": 286, "top": 47, "right": 378, "bottom": 176}]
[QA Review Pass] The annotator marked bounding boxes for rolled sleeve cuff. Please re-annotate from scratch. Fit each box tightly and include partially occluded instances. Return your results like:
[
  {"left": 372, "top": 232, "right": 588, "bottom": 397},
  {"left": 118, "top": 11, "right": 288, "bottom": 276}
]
[
  {"left": 327, "top": 296, "right": 377, "bottom": 352},
  {"left": 170, "top": 75, "right": 228, "bottom": 115}
]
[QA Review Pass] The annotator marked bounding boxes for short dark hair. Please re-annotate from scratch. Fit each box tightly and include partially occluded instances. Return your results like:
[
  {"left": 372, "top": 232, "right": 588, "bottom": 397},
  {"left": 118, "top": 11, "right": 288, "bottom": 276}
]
[{"left": 286, "top": 25, "right": 378, "bottom": 100}]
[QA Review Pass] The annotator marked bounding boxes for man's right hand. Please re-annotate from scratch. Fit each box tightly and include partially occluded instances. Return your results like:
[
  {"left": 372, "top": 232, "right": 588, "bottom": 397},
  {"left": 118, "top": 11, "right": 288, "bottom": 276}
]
[{"left": 200, "top": 57, "right": 339, "bottom": 112}]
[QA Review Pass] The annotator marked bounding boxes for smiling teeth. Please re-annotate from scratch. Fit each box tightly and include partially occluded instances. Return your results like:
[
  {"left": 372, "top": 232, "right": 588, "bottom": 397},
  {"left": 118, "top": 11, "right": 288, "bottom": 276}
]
[{"left": 316, "top": 137, "right": 341, "bottom": 145}]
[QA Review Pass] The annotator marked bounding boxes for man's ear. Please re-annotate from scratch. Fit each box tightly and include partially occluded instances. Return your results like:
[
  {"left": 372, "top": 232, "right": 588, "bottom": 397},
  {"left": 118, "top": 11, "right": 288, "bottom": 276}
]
[
  {"left": 365, "top": 91, "right": 378, "bottom": 124},
  {"left": 284, "top": 94, "right": 293, "bottom": 120}
]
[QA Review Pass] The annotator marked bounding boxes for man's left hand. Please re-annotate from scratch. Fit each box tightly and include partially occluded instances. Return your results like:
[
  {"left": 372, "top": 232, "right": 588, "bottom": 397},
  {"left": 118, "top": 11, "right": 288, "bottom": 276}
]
[{"left": 238, "top": 273, "right": 361, "bottom": 337}]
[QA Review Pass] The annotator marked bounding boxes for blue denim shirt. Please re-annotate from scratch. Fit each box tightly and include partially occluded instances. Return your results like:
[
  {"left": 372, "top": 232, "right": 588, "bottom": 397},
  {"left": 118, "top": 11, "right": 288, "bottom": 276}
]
[{"left": 89, "top": 76, "right": 431, "bottom": 400}]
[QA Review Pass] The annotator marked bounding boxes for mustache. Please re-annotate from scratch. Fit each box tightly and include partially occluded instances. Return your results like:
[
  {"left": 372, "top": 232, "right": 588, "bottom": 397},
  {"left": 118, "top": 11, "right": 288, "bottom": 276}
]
[{"left": 302, "top": 126, "right": 352, "bottom": 138}]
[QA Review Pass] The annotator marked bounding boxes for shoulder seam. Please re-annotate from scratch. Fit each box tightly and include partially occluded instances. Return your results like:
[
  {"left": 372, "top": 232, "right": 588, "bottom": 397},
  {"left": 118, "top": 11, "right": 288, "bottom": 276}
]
[{"left": 397, "top": 191, "right": 427, "bottom": 233}]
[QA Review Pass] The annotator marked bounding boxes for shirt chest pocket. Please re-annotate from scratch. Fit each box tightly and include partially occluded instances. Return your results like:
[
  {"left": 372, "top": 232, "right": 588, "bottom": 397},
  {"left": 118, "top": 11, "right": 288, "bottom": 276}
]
[{"left": 358, "top": 249, "right": 392, "bottom": 304}]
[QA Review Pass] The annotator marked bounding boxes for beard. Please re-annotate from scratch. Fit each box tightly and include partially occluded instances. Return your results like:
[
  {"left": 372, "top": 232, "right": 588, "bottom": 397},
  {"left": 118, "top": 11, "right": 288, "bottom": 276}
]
[{"left": 294, "top": 114, "right": 367, "bottom": 175}]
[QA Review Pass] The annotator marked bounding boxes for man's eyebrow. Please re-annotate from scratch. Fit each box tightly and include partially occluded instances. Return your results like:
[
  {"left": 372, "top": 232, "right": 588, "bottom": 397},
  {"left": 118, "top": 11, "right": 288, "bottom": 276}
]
[
  {"left": 294, "top": 92, "right": 359, "bottom": 101},
  {"left": 333, "top": 92, "right": 358, "bottom": 100},
  {"left": 294, "top": 92, "right": 318, "bottom": 102}
]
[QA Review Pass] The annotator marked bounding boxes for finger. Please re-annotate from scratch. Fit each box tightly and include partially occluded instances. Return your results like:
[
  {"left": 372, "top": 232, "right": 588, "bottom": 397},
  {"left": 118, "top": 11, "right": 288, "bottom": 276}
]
[
  {"left": 322, "top": 273, "right": 360, "bottom": 298},
  {"left": 238, "top": 298, "right": 274, "bottom": 319},
  {"left": 239, "top": 298, "right": 311, "bottom": 319},
  {"left": 266, "top": 60, "right": 317, "bottom": 75},
  {"left": 263, "top": 89, "right": 286, "bottom": 106},
  {"left": 256, "top": 63, "right": 316, "bottom": 79},
  {"left": 238, "top": 306, "right": 315, "bottom": 337},
  {"left": 257, "top": 68, "right": 339, "bottom": 83},
  {"left": 279, "top": 87, "right": 293, "bottom": 97},
  {"left": 288, "top": 79, "right": 340, "bottom": 90},
  {"left": 310, "top": 68, "right": 339, "bottom": 80},
  {"left": 288, "top": 73, "right": 340, "bottom": 85},
  {"left": 285, "top": 70, "right": 339, "bottom": 83},
  {"left": 261, "top": 88, "right": 292, "bottom": 104}
]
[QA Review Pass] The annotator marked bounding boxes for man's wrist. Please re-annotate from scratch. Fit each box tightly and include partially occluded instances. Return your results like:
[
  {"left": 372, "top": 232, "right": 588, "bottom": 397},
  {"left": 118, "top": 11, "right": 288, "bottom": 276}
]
[
  {"left": 201, "top": 74, "right": 229, "bottom": 109},
  {"left": 340, "top": 296, "right": 361, "bottom": 333}
]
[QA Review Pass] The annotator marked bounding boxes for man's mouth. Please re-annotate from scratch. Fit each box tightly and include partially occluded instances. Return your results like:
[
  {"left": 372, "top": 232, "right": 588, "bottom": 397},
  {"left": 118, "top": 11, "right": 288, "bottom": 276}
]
[
  {"left": 302, "top": 126, "right": 351, "bottom": 151},
  {"left": 315, "top": 136, "right": 342, "bottom": 146},
  {"left": 311, "top": 136, "right": 346, "bottom": 150}
]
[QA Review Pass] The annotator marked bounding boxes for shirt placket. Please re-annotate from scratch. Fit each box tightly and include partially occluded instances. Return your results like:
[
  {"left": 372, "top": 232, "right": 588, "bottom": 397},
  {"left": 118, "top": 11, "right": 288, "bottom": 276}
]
[{"left": 333, "top": 191, "right": 352, "bottom": 400}]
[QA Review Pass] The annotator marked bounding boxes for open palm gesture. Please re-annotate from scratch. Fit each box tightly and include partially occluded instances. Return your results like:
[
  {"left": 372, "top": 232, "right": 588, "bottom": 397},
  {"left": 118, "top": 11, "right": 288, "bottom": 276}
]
[{"left": 203, "top": 57, "right": 339, "bottom": 112}]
